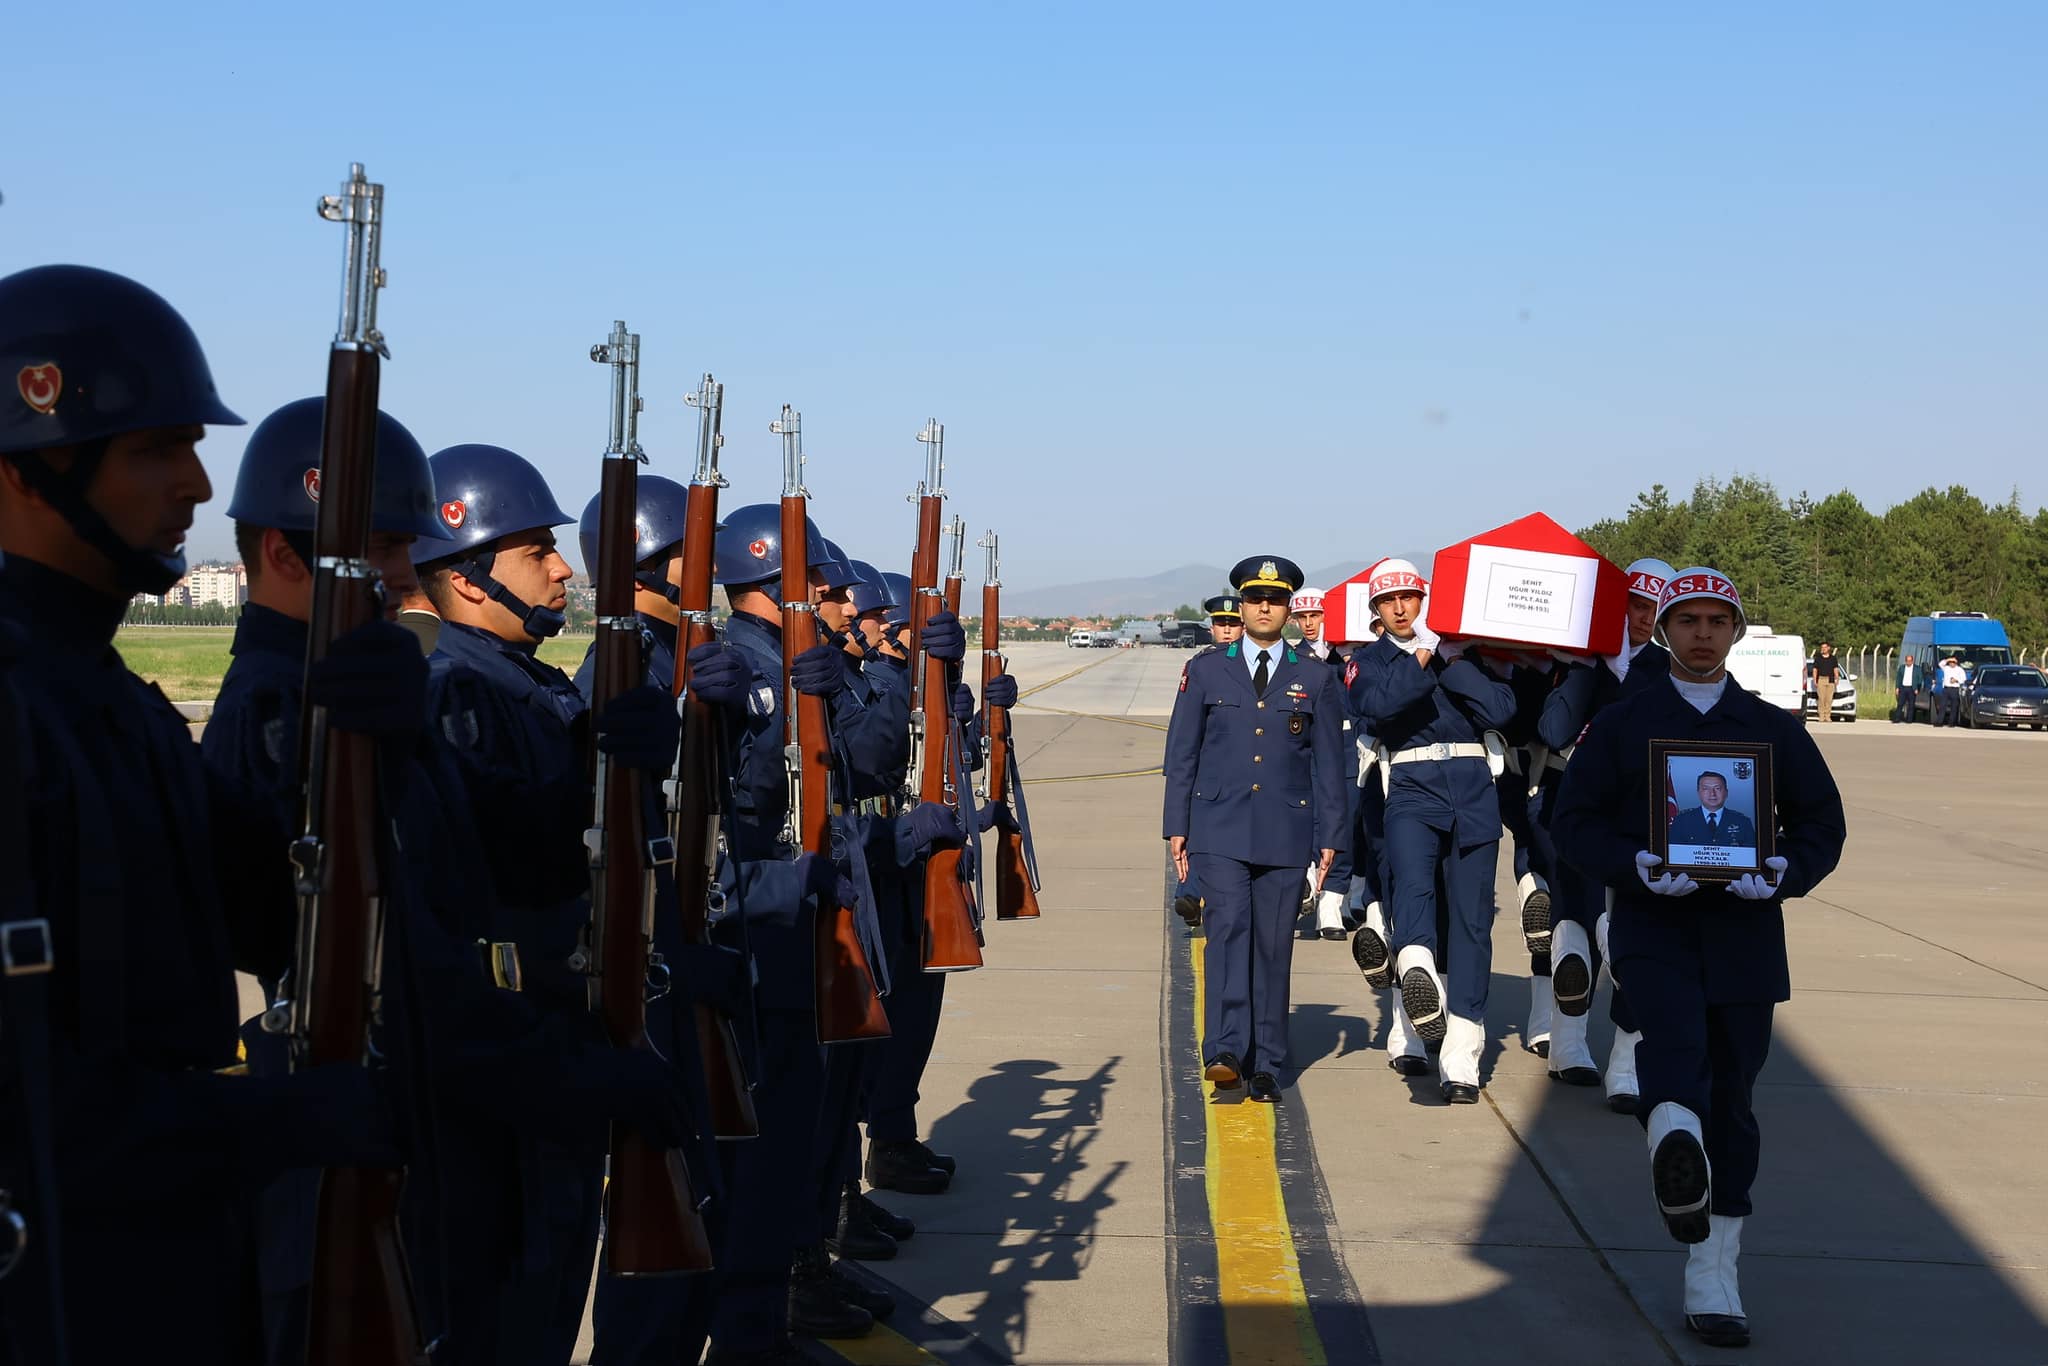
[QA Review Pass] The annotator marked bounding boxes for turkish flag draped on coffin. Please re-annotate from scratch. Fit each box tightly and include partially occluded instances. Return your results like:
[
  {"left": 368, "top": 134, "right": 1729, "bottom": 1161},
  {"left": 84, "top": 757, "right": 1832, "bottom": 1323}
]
[{"left": 1425, "top": 512, "right": 1627, "bottom": 655}]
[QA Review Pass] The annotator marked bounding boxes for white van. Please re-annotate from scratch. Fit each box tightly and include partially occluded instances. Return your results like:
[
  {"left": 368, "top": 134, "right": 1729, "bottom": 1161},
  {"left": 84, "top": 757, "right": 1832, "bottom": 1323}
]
[
  {"left": 1726, "top": 626, "right": 1807, "bottom": 715},
  {"left": 1066, "top": 629, "right": 1095, "bottom": 648}
]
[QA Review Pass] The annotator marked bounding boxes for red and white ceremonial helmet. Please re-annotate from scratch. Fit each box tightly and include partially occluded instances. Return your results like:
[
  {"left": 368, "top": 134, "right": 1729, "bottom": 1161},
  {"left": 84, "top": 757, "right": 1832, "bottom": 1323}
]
[
  {"left": 1654, "top": 566, "right": 1746, "bottom": 644},
  {"left": 1290, "top": 587, "right": 1324, "bottom": 614},
  {"left": 1625, "top": 557, "right": 1675, "bottom": 603},
  {"left": 1366, "top": 557, "right": 1427, "bottom": 605}
]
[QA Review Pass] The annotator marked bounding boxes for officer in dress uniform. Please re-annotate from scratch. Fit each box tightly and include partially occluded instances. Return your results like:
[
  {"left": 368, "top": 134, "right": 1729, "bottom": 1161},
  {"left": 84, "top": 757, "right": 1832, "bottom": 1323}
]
[
  {"left": 1290, "top": 587, "right": 1358, "bottom": 940},
  {"left": 1163, "top": 557, "right": 1348, "bottom": 1102},
  {"left": 855, "top": 567, "right": 975, "bottom": 1209},
  {"left": 1172, "top": 594, "right": 1245, "bottom": 928},
  {"left": 1346, "top": 558, "right": 1518, "bottom": 1103},
  {"left": 704, "top": 505, "right": 890, "bottom": 1360},
  {"left": 1553, "top": 568, "right": 1846, "bottom": 1350},
  {"left": 0, "top": 266, "right": 397, "bottom": 1364},
  {"left": 412, "top": 444, "right": 692, "bottom": 1365}
]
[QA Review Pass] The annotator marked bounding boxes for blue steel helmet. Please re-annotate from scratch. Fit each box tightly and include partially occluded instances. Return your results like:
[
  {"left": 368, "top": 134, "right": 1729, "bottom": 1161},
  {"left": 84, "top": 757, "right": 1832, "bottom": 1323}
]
[
  {"left": 577, "top": 474, "right": 691, "bottom": 593},
  {"left": 815, "top": 537, "right": 861, "bottom": 593},
  {"left": 226, "top": 397, "right": 450, "bottom": 541},
  {"left": 0, "top": 264, "right": 244, "bottom": 594},
  {"left": 411, "top": 443, "right": 574, "bottom": 638},
  {"left": 847, "top": 559, "right": 894, "bottom": 615},
  {"left": 878, "top": 573, "right": 914, "bottom": 629},
  {"left": 712, "top": 501, "right": 831, "bottom": 589},
  {"left": 0, "top": 264, "right": 243, "bottom": 456},
  {"left": 412, "top": 444, "right": 573, "bottom": 566}
]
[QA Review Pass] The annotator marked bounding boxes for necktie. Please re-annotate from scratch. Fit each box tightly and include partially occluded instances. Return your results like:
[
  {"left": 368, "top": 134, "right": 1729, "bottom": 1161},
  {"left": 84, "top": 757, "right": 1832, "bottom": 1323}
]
[
  {"left": 1254, "top": 649, "right": 1271, "bottom": 698},
  {"left": 1708, "top": 813, "right": 1720, "bottom": 833}
]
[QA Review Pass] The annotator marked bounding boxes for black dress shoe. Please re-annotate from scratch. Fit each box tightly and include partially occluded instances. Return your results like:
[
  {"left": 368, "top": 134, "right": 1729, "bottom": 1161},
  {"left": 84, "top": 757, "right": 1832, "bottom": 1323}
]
[
  {"left": 1532, "top": 1038, "right": 1551, "bottom": 1059},
  {"left": 830, "top": 1187, "right": 899, "bottom": 1260},
  {"left": 1651, "top": 1130, "right": 1713, "bottom": 1244},
  {"left": 853, "top": 1187, "right": 915, "bottom": 1241},
  {"left": 1441, "top": 1081, "right": 1481, "bottom": 1104},
  {"left": 789, "top": 1246, "right": 874, "bottom": 1338},
  {"left": 1607, "top": 1092, "right": 1639, "bottom": 1115},
  {"left": 865, "top": 1139, "right": 950, "bottom": 1195},
  {"left": 1551, "top": 952, "right": 1593, "bottom": 1018},
  {"left": 1399, "top": 967, "right": 1448, "bottom": 1043},
  {"left": 1173, "top": 893, "right": 1204, "bottom": 927},
  {"left": 1248, "top": 1072, "right": 1281, "bottom": 1103},
  {"left": 825, "top": 1260, "right": 897, "bottom": 1321},
  {"left": 1203, "top": 1052, "right": 1244, "bottom": 1089},
  {"left": 1685, "top": 1312, "right": 1750, "bottom": 1348},
  {"left": 1388, "top": 1054, "right": 1431, "bottom": 1078},
  {"left": 1351, "top": 924, "right": 1392, "bottom": 989},
  {"left": 1548, "top": 1066, "right": 1601, "bottom": 1088},
  {"left": 1521, "top": 886, "right": 1552, "bottom": 957},
  {"left": 909, "top": 1138, "right": 957, "bottom": 1177}
]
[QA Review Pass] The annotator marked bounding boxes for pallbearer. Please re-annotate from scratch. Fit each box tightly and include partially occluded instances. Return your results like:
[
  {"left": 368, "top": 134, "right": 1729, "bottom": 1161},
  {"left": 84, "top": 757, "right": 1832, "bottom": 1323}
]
[
  {"left": 1346, "top": 558, "right": 1517, "bottom": 1103},
  {"left": 1290, "top": 585, "right": 1355, "bottom": 939},
  {"left": 1163, "top": 556, "right": 1348, "bottom": 1103},
  {"left": 1553, "top": 568, "right": 1846, "bottom": 1350}
]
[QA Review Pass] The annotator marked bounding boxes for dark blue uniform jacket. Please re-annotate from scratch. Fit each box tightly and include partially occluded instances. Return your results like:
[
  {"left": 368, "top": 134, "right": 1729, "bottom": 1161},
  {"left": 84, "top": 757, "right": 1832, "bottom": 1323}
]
[{"left": 1346, "top": 635, "right": 1517, "bottom": 845}]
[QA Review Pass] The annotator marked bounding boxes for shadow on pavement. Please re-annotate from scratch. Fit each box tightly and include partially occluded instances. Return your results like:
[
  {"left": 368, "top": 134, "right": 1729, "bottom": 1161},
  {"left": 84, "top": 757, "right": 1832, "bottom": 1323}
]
[{"left": 911, "top": 1056, "right": 1128, "bottom": 1361}]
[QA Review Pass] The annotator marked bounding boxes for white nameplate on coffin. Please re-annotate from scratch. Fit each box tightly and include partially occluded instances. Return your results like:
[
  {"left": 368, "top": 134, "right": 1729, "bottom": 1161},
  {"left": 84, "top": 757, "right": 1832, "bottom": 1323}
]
[{"left": 1458, "top": 544, "right": 1601, "bottom": 649}]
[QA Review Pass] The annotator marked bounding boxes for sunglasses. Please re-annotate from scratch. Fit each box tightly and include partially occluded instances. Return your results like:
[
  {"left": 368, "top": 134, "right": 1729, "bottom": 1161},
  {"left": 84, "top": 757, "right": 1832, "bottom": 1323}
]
[{"left": 1241, "top": 590, "right": 1289, "bottom": 605}]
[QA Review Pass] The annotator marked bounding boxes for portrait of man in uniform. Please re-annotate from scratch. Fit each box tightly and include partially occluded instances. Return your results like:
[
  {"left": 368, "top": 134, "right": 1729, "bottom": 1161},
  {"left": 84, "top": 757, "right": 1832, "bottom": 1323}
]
[{"left": 1658, "top": 750, "right": 1770, "bottom": 874}]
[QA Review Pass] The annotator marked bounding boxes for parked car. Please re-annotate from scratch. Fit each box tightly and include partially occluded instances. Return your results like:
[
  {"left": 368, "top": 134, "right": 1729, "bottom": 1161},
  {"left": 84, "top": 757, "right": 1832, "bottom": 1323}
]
[
  {"left": 1802, "top": 658, "right": 1858, "bottom": 722},
  {"left": 1094, "top": 632, "right": 1118, "bottom": 647},
  {"left": 1959, "top": 664, "right": 2048, "bottom": 730},
  {"left": 1066, "top": 630, "right": 1095, "bottom": 648}
]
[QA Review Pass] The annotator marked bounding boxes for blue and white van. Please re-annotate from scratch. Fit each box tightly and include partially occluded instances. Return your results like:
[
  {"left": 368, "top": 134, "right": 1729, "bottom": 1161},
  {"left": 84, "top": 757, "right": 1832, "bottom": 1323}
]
[{"left": 1897, "top": 613, "right": 2013, "bottom": 721}]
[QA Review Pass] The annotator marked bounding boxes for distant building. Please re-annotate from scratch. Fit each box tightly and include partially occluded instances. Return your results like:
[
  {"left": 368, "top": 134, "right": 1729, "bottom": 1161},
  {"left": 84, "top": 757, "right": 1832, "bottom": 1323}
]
[{"left": 186, "top": 562, "right": 248, "bottom": 609}]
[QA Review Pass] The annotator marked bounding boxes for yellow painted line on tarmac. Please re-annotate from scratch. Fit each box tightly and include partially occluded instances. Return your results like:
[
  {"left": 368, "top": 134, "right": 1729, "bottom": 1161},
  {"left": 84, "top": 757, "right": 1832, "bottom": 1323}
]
[
  {"left": 1014, "top": 651, "right": 1122, "bottom": 700},
  {"left": 1016, "top": 703, "right": 1170, "bottom": 732},
  {"left": 816, "top": 1323, "right": 946, "bottom": 1365},
  {"left": 1026, "top": 765, "right": 1165, "bottom": 784},
  {"left": 1190, "top": 936, "right": 1329, "bottom": 1365}
]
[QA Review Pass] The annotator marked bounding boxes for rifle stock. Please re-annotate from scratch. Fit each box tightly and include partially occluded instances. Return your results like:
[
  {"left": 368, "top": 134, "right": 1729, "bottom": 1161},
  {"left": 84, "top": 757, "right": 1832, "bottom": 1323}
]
[
  {"left": 910, "top": 424, "right": 982, "bottom": 972},
  {"left": 587, "top": 323, "right": 712, "bottom": 1276},
  {"left": 273, "top": 163, "right": 427, "bottom": 1366},
  {"left": 981, "top": 542, "right": 1041, "bottom": 922},
  {"left": 670, "top": 376, "right": 757, "bottom": 1140},
  {"left": 775, "top": 408, "right": 891, "bottom": 1043}
]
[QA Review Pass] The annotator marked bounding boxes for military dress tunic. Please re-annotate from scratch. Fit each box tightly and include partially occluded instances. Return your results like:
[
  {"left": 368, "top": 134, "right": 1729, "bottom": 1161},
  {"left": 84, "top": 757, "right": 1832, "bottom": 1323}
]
[{"left": 1163, "top": 640, "right": 1347, "bottom": 1077}]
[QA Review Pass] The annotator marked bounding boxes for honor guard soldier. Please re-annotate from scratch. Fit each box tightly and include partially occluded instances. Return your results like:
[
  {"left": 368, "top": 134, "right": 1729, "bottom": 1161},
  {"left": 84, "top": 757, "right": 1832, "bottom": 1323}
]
[
  {"left": 413, "top": 443, "right": 691, "bottom": 1365},
  {"left": 1553, "top": 568, "right": 1846, "bottom": 1349},
  {"left": 704, "top": 504, "right": 890, "bottom": 1359},
  {"left": 1163, "top": 556, "right": 1348, "bottom": 1103},
  {"left": 1346, "top": 558, "right": 1517, "bottom": 1102},
  {"left": 0, "top": 266, "right": 398, "bottom": 1363},
  {"left": 1290, "top": 587, "right": 1357, "bottom": 939},
  {"left": 1173, "top": 594, "right": 1245, "bottom": 927},
  {"left": 1619, "top": 557, "right": 1676, "bottom": 696}
]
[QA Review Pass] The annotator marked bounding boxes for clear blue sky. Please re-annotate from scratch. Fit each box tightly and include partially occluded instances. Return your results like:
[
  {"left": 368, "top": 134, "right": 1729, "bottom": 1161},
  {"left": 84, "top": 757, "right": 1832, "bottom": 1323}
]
[{"left": 6, "top": 3, "right": 2043, "bottom": 589}]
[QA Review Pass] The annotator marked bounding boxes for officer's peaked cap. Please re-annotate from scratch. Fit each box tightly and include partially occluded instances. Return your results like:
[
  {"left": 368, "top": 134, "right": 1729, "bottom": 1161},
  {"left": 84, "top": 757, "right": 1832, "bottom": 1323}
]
[{"left": 1230, "top": 555, "right": 1304, "bottom": 595}]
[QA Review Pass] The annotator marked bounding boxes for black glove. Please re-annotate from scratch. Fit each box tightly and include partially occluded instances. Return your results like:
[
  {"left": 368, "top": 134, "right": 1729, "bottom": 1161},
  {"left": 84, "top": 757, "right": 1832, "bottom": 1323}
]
[
  {"left": 685, "top": 642, "right": 750, "bottom": 710},
  {"left": 984, "top": 673, "right": 1019, "bottom": 709},
  {"left": 791, "top": 643, "right": 847, "bottom": 697},
  {"left": 921, "top": 611, "right": 966, "bottom": 663},
  {"left": 225, "top": 1062, "right": 400, "bottom": 1173},
  {"left": 579, "top": 1046, "right": 691, "bottom": 1150},
  {"left": 595, "top": 685, "right": 682, "bottom": 771},
  {"left": 895, "top": 800, "right": 964, "bottom": 864},
  {"left": 307, "top": 619, "right": 428, "bottom": 741},
  {"left": 951, "top": 682, "right": 975, "bottom": 722}
]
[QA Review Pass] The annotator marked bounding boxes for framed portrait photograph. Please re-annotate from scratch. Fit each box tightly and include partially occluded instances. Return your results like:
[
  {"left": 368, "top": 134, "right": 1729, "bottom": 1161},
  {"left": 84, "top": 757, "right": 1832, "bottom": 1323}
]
[{"left": 1648, "top": 739, "right": 1776, "bottom": 882}]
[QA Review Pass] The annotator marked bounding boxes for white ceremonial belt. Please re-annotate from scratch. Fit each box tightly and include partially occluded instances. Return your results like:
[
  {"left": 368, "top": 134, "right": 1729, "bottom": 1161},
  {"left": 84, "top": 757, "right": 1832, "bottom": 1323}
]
[{"left": 1388, "top": 742, "right": 1489, "bottom": 764}]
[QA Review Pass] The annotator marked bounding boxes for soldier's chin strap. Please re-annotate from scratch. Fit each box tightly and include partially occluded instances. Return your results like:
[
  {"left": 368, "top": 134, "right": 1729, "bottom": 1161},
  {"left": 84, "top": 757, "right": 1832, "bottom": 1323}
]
[
  {"left": 7, "top": 446, "right": 187, "bottom": 596},
  {"left": 452, "top": 547, "right": 567, "bottom": 639}
]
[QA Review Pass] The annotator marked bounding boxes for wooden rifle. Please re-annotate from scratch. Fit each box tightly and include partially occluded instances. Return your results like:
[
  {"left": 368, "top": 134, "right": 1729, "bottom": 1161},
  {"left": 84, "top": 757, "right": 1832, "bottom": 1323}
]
[
  {"left": 584, "top": 322, "right": 713, "bottom": 1275},
  {"left": 772, "top": 408, "right": 892, "bottom": 1042},
  {"left": 266, "top": 162, "right": 427, "bottom": 1366},
  {"left": 979, "top": 531, "right": 1041, "bottom": 920},
  {"left": 668, "top": 375, "right": 758, "bottom": 1139},
  {"left": 908, "top": 422, "right": 983, "bottom": 972}
]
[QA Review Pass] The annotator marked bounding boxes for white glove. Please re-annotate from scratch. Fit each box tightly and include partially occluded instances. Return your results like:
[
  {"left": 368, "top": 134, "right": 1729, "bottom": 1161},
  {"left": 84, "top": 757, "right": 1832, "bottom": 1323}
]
[
  {"left": 1727, "top": 856, "right": 1788, "bottom": 902},
  {"left": 1435, "top": 636, "right": 1464, "bottom": 662},
  {"left": 1411, "top": 624, "right": 1442, "bottom": 654},
  {"left": 1635, "top": 851, "right": 1699, "bottom": 897}
]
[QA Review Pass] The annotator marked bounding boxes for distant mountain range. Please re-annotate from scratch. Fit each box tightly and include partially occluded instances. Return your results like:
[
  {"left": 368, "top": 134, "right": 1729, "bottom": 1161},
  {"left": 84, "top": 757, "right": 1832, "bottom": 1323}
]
[{"left": 1005, "top": 557, "right": 1425, "bottom": 618}]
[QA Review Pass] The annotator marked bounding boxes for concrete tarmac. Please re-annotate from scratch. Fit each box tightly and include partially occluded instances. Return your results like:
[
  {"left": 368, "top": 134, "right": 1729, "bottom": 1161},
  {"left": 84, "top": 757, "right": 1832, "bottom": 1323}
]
[{"left": 814, "top": 643, "right": 2048, "bottom": 1366}]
